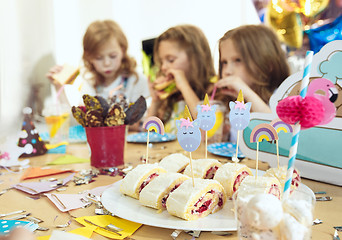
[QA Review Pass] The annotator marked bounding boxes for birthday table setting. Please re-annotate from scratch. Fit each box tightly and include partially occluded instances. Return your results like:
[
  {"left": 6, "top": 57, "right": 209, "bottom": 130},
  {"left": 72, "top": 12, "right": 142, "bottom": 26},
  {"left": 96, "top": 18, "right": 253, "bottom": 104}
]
[{"left": 0, "top": 44, "right": 342, "bottom": 240}]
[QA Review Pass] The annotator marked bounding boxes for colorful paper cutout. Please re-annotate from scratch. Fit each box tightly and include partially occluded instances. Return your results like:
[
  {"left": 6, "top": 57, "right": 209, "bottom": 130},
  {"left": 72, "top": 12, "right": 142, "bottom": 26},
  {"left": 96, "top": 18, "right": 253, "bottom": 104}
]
[
  {"left": 20, "top": 167, "right": 74, "bottom": 180},
  {"left": 75, "top": 215, "right": 142, "bottom": 240},
  {"left": 14, "top": 173, "right": 74, "bottom": 194},
  {"left": 0, "top": 220, "right": 38, "bottom": 234},
  {"left": 48, "top": 155, "right": 89, "bottom": 165}
]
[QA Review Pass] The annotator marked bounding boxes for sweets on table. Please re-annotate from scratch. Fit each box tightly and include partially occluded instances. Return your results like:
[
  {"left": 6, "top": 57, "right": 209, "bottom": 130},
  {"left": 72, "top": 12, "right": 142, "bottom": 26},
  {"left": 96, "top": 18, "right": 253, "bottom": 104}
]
[
  {"left": 166, "top": 178, "right": 226, "bottom": 221},
  {"left": 263, "top": 166, "right": 301, "bottom": 193},
  {"left": 119, "top": 163, "right": 166, "bottom": 199},
  {"left": 213, "top": 162, "right": 252, "bottom": 198},
  {"left": 139, "top": 172, "right": 189, "bottom": 210},
  {"left": 183, "top": 158, "right": 222, "bottom": 179},
  {"left": 235, "top": 192, "right": 314, "bottom": 240},
  {"left": 158, "top": 153, "right": 190, "bottom": 173}
]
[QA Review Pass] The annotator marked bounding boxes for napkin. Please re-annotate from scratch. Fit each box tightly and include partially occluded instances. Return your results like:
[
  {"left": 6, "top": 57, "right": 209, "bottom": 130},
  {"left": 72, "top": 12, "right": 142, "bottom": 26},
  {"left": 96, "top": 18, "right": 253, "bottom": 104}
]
[
  {"left": 0, "top": 220, "right": 38, "bottom": 234},
  {"left": 75, "top": 215, "right": 142, "bottom": 239}
]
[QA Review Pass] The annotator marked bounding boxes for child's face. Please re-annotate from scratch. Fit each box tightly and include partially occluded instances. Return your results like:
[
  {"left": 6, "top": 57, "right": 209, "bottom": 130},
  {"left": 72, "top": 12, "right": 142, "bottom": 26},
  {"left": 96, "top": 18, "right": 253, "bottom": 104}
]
[
  {"left": 220, "top": 39, "right": 254, "bottom": 86},
  {"left": 90, "top": 37, "right": 123, "bottom": 81},
  {"left": 157, "top": 40, "right": 190, "bottom": 78}
]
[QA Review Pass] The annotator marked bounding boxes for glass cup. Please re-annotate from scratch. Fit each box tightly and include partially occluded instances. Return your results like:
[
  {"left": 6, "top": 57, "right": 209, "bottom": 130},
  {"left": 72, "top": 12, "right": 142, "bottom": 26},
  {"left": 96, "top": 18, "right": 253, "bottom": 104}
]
[
  {"left": 197, "top": 100, "right": 227, "bottom": 144},
  {"left": 233, "top": 187, "right": 315, "bottom": 239},
  {"left": 44, "top": 104, "right": 70, "bottom": 145}
]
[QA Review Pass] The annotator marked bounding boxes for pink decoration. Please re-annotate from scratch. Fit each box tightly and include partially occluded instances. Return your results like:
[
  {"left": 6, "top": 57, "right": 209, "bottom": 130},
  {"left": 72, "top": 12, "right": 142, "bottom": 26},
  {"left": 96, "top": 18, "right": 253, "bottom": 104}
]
[
  {"left": 276, "top": 95, "right": 325, "bottom": 129},
  {"left": 32, "top": 148, "right": 37, "bottom": 154},
  {"left": 200, "top": 104, "right": 211, "bottom": 112},
  {"left": 22, "top": 139, "right": 27, "bottom": 144},
  {"left": 234, "top": 101, "right": 246, "bottom": 110},
  {"left": 0, "top": 152, "right": 10, "bottom": 160},
  {"left": 180, "top": 118, "right": 194, "bottom": 129},
  {"left": 306, "top": 78, "right": 337, "bottom": 125}
]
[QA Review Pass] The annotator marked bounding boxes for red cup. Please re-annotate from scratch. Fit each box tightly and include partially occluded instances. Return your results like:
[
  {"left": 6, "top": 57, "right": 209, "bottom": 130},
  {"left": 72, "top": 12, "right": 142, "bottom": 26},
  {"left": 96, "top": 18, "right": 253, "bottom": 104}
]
[{"left": 85, "top": 125, "right": 126, "bottom": 168}]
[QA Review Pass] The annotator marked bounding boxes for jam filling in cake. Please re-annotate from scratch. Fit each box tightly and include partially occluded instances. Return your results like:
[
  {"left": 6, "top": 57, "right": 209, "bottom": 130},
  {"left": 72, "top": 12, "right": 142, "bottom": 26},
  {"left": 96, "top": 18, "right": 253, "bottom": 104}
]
[
  {"left": 161, "top": 184, "right": 181, "bottom": 208},
  {"left": 233, "top": 170, "right": 250, "bottom": 193},
  {"left": 139, "top": 173, "right": 159, "bottom": 193},
  {"left": 268, "top": 184, "right": 281, "bottom": 199},
  {"left": 191, "top": 190, "right": 224, "bottom": 215},
  {"left": 205, "top": 166, "right": 219, "bottom": 179}
]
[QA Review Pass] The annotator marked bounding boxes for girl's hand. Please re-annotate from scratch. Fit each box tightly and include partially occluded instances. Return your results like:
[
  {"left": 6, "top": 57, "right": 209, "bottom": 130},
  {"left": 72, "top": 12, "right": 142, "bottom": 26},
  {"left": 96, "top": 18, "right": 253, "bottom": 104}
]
[
  {"left": 166, "top": 69, "right": 188, "bottom": 91},
  {"left": 215, "top": 76, "right": 250, "bottom": 99},
  {"left": 46, "top": 65, "right": 64, "bottom": 89}
]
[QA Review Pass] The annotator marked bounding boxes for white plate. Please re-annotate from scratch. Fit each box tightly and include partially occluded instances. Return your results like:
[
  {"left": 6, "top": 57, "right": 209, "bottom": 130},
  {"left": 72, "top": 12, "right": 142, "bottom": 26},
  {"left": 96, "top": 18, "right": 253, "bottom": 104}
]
[
  {"left": 101, "top": 180, "right": 236, "bottom": 231},
  {"left": 101, "top": 176, "right": 314, "bottom": 231}
]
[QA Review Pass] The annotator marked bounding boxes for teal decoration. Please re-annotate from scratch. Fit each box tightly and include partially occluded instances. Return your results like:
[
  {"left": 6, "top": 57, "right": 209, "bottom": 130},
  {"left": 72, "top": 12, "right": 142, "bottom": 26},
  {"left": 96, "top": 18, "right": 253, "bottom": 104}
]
[
  {"left": 305, "top": 15, "right": 342, "bottom": 53},
  {"left": 318, "top": 50, "right": 342, "bottom": 84},
  {"left": 243, "top": 119, "right": 342, "bottom": 169}
]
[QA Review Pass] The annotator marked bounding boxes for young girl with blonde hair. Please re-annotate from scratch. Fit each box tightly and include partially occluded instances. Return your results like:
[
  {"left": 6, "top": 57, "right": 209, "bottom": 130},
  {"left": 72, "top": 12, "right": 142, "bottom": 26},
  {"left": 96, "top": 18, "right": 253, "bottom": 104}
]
[
  {"left": 47, "top": 20, "right": 149, "bottom": 105},
  {"left": 148, "top": 24, "right": 216, "bottom": 133}
]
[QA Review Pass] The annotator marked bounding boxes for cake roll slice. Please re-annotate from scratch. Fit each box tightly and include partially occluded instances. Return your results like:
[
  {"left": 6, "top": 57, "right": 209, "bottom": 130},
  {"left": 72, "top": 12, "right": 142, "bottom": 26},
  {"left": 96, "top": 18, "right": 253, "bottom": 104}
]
[
  {"left": 237, "top": 176, "right": 282, "bottom": 200},
  {"left": 184, "top": 158, "right": 222, "bottom": 179},
  {"left": 119, "top": 163, "right": 166, "bottom": 199},
  {"left": 166, "top": 178, "right": 226, "bottom": 221},
  {"left": 214, "top": 162, "right": 252, "bottom": 198},
  {"left": 139, "top": 172, "right": 189, "bottom": 210},
  {"left": 159, "top": 153, "right": 189, "bottom": 173},
  {"left": 263, "top": 166, "right": 301, "bottom": 193}
]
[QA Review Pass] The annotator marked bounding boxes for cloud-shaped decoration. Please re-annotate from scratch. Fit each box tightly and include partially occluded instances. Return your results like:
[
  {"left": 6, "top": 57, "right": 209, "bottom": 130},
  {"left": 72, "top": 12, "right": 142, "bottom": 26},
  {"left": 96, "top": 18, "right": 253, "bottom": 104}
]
[{"left": 319, "top": 50, "right": 342, "bottom": 84}]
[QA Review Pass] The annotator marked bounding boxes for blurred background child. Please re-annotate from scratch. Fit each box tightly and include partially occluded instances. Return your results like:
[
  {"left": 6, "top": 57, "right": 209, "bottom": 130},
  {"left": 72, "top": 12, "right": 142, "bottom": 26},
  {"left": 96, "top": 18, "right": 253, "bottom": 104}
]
[
  {"left": 47, "top": 20, "right": 150, "bottom": 107},
  {"left": 148, "top": 24, "right": 216, "bottom": 133},
  {"left": 214, "top": 24, "right": 290, "bottom": 113},
  {"left": 214, "top": 24, "right": 290, "bottom": 141}
]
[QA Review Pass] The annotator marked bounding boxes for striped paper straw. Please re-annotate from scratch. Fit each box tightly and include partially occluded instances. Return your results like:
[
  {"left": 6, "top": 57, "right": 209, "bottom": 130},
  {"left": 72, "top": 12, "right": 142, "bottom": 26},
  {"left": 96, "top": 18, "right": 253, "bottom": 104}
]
[{"left": 283, "top": 51, "right": 313, "bottom": 199}]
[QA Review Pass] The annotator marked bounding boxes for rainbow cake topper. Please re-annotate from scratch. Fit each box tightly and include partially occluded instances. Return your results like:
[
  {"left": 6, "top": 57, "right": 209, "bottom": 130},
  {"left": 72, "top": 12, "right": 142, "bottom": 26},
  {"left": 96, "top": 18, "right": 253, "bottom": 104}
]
[
  {"left": 270, "top": 118, "right": 293, "bottom": 169},
  {"left": 143, "top": 116, "right": 165, "bottom": 135},
  {"left": 270, "top": 119, "right": 294, "bottom": 134},
  {"left": 250, "top": 123, "right": 278, "bottom": 178},
  {"left": 250, "top": 123, "right": 279, "bottom": 143},
  {"left": 142, "top": 116, "right": 164, "bottom": 164}
]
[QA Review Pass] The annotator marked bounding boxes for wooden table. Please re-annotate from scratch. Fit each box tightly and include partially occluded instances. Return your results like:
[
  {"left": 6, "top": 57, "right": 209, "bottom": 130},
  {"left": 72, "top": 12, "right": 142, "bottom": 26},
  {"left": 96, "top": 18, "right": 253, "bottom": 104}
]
[{"left": 0, "top": 140, "right": 341, "bottom": 239}]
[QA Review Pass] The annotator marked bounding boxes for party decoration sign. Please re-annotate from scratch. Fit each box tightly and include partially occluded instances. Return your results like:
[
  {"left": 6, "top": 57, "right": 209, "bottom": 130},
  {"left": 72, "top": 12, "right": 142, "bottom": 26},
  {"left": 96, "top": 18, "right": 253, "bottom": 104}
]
[{"left": 240, "top": 40, "right": 342, "bottom": 186}]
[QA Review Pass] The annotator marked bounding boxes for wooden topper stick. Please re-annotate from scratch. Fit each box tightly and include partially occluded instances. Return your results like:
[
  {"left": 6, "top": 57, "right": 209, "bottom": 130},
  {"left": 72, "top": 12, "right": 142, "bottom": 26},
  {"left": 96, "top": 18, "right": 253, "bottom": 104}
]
[
  {"left": 256, "top": 141, "right": 259, "bottom": 179},
  {"left": 205, "top": 131, "right": 208, "bottom": 159},
  {"left": 146, "top": 130, "right": 150, "bottom": 164},
  {"left": 189, "top": 152, "right": 195, "bottom": 187},
  {"left": 276, "top": 139, "right": 280, "bottom": 169}
]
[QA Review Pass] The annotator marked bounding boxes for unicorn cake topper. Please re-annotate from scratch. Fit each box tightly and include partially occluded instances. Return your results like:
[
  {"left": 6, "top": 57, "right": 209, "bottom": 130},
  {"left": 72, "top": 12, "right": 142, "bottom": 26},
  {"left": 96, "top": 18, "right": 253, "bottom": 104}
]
[
  {"left": 229, "top": 90, "right": 252, "bottom": 163},
  {"left": 229, "top": 90, "right": 252, "bottom": 131}
]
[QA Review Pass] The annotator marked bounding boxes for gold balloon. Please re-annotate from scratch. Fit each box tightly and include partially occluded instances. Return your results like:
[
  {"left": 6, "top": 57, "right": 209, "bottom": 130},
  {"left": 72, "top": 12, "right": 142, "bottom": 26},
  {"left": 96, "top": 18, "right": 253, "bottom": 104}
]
[
  {"left": 266, "top": 1, "right": 303, "bottom": 48},
  {"left": 299, "top": 0, "right": 330, "bottom": 17}
]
